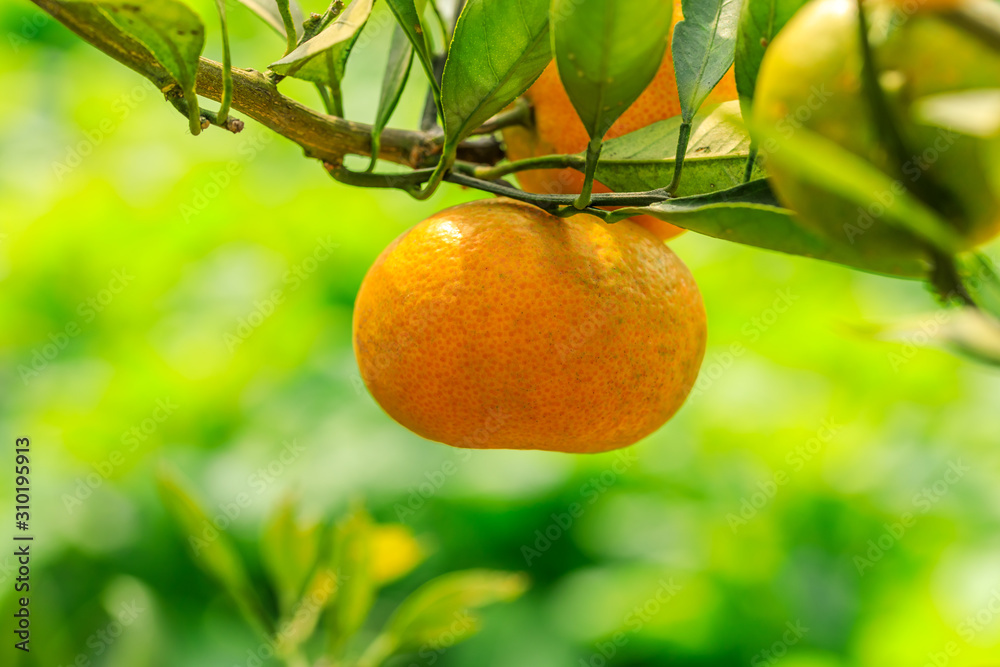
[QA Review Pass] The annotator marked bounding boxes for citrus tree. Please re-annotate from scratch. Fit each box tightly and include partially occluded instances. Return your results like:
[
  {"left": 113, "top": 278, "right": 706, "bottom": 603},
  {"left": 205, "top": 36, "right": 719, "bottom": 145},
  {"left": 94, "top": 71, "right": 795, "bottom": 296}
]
[{"left": 28, "top": 0, "right": 1000, "bottom": 663}]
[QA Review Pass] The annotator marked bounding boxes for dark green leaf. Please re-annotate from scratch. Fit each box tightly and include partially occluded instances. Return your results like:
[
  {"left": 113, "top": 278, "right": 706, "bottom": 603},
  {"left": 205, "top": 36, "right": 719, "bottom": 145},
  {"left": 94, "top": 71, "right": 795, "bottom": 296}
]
[
  {"left": 385, "top": 0, "right": 438, "bottom": 98},
  {"left": 369, "top": 25, "right": 414, "bottom": 171},
  {"left": 734, "top": 0, "right": 808, "bottom": 124},
  {"left": 71, "top": 0, "right": 205, "bottom": 134},
  {"left": 609, "top": 180, "right": 927, "bottom": 277},
  {"left": 269, "top": 0, "right": 373, "bottom": 84},
  {"left": 236, "top": 0, "right": 304, "bottom": 40},
  {"left": 550, "top": 0, "right": 672, "bottom": 139},
  {"left": 593, "top": 101, "right": 764, "bottom": 196},
  {"left": 673, "top": 0, "right": 741, "bottom": 122},
  {"left": 440, "top": 0, "right": 550, "bottom": 158}
]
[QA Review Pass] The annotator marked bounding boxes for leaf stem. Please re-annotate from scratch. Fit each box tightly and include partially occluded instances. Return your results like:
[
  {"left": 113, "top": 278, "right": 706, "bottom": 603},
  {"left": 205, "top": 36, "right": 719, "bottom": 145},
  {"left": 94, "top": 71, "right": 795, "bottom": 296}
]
[
  {"left": 574, "top": 137, "right": 603, "bottom": 209},
  {"left": 277, "top": 0, "right": 297, "bottom": 55},
  {"left": 665, "top": 121, "right": 691, "bottom": 194},
  {"left": 214, "top": 0, "right": 233, "bottom": 125}
]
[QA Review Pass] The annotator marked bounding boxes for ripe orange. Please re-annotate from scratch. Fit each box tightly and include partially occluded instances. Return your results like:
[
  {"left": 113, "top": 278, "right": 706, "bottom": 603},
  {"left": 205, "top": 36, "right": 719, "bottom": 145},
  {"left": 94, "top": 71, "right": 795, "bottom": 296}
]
[
  {"left": 503, "top": 0, "right": 739, "bottom": 241},
  {"left": 353, "top": 198, "right": 707, "bottom": 454}
]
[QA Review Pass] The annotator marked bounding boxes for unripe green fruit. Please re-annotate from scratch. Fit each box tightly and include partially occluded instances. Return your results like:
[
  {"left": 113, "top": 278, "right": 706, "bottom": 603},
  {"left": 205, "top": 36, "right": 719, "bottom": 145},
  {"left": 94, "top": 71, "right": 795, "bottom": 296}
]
[{"left": 753, "top": 0, "right": 1000, "bottom": 277}]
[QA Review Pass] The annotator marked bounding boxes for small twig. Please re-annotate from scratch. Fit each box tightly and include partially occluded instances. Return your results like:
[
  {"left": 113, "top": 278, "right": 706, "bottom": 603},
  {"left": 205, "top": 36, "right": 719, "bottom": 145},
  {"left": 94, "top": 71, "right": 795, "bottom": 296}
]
[
  {"left": 470, "top": 98, "right": 532, "bottom": 135},
  {"left": 472, "top": 154, "right": 585, "bottom": 180},
  {"left": 743, "top": 145, "right": 758, "bottom": 184}
]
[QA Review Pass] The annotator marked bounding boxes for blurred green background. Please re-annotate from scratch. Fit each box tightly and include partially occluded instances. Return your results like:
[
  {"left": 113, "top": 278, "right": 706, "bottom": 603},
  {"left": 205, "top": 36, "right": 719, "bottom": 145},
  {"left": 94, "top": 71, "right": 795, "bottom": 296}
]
[{"left": 3, "top": 1, "right": 1000, "bottom": 666}]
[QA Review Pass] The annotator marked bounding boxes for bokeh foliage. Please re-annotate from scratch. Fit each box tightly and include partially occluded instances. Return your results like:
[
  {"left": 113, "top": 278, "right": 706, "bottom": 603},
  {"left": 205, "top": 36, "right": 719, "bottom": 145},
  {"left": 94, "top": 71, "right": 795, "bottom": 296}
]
[{"left": 2, "top": 1, "right": 1000, "bottom": 666}]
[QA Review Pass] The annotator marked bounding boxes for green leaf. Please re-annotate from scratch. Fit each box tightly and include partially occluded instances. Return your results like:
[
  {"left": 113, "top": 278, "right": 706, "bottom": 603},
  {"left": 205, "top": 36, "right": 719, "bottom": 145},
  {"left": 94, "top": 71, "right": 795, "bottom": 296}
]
[
  {"left": 550, "top": 0, "right": 672, "bottom": 139},
  {"left": 260, "top": 495, "right": 322, "bottom": 615},
  {"left": 361, "top": 570, "right": 528, "bottom": 663},
  {"left": 673, "top": 0, "right": 741, "bottom": 122},
  {"left": 733, "top": 0, "right": 808, "bottom": 125},
  {"left": 609, "top": 180, "right": 927, "bottom": 278},
  {"left": 368, "top": 25, "right": 414, "bottom": 171},
  {"left": 235, "top": 0, "right": 304, "bottom": 40},
  {"left": 71, "top": 0, "right": 205, "bottom": 135},
  {"left": 592, "top": 101, "right": 764, "bottom": 196},
  {"left": 440, "top": 0, "right": 550, "bottom": 156},
  {"left": 385, "top": 0, "right": 438, "bottom": 98},
  {"left": 754, "top": 121, "right": 965, "bottom": 256},
  {"left": 269, "top": 0, "right": 373, "bottom": 84},
  {"left": 156, "top": 464, "right": 272, "bottom": 635},
  {"left": 326, "top": 506, "right": 376, "bottom": 658}
]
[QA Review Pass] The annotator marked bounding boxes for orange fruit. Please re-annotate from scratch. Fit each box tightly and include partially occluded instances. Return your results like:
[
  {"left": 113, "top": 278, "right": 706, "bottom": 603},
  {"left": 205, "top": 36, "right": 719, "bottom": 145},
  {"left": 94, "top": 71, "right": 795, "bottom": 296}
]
[
  {"left": 353, "top": 198, "right": 706, "bottom": 454},
  {"left": 503, "top": 0, "right": 739, "bottom": 241}
]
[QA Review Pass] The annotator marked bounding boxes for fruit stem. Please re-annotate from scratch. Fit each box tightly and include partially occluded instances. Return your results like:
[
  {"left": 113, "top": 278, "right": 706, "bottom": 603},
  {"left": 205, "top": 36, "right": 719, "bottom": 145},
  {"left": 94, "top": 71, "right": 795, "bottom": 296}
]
[
  {"left": 665, "top": 121, "right": 691, "bottom": 195},
  {"left": 574, "top": 137, "right": 603, "bottom": 209}
]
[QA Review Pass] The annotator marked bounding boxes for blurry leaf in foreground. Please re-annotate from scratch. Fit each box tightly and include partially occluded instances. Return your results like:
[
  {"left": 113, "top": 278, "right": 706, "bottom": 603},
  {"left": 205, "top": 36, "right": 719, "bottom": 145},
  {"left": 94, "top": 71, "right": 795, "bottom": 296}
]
[
  {"left": 261, "top": 494, "right": 322, "bottom": 614},
  {"left": 872, "top": 308, "right": 1000, "bottom": 367},
  {"left": 358, "top": 570, "right": 528, "bottom": 664},
  {"left": 607, "top": 180, "right": 927, "bottom": 278},
  {"left": 325, "top": 505, "right": 376, "bottom": 657},
  {"left": 156, "top": 464, "right": 273, "bottom": 635},
  {"left": 912, "top": 89, "right": 1000, "bottom": 139},
  {"left": 958, "top": 252, "right": 1000, "bottom": 320}
]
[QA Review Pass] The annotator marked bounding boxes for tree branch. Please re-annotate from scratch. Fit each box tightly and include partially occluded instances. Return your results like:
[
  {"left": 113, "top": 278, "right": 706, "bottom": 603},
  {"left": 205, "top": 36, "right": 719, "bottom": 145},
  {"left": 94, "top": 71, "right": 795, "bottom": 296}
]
[{"left": 32, "top": 0, "right": 502, "bottom": 169}]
